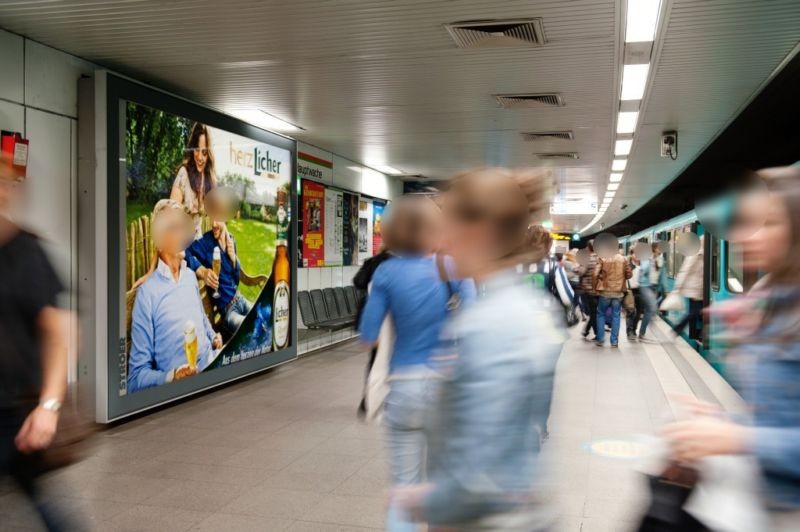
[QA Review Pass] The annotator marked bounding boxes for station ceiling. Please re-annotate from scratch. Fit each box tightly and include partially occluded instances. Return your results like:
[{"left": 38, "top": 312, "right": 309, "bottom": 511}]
[{"left": 1, "top": 0, "right": 799, "bottom": 233}]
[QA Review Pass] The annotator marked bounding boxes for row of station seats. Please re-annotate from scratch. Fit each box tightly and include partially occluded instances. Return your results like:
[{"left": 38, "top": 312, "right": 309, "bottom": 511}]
[{"left": 298, "top": 286, "right": 365, "bottom": 331}]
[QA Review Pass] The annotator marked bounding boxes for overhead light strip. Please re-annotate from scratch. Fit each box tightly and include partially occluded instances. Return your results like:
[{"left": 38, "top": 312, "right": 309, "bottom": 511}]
[{"left": 583, "top": 0, "right": 663, "bottom": 236}]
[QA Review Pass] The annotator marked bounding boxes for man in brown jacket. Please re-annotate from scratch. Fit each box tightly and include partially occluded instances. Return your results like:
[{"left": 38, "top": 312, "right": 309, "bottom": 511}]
[{"left": 592, "top": 251, "right": 632, "bottom": 347}]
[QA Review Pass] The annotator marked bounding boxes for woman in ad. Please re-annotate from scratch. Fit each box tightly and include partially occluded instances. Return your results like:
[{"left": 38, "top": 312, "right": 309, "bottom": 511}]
[{"left": 170, "top": 123, "right": 218, "bottom": 239}]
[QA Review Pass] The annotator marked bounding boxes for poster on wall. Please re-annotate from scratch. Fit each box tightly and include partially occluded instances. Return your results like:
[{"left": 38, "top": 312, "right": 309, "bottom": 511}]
[
  {"left": 301, "top": 180, "right": 325, "bottom": 267},
  {"left": 358, "top": 199, "right": 374, "bottom": 264},
  {"left": 123, "top": 101, "right": 292, "bottom": 396},
  {"left": 342, "top": 192, "right": 359, "bottom": 266},
  {"left": 324, "top": 188, "right": 344, "bottom": 266},
  {"left": 372, "top": 200, "right": 386, "bottom": 254}
]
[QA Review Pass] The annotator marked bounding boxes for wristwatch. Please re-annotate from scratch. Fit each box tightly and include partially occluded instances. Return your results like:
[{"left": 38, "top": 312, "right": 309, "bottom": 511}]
[{"left": 40, "top": 398, "right": 63, "bottom": 413}]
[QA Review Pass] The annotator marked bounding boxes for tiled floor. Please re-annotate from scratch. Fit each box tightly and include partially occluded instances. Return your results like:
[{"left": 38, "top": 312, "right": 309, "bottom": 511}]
[{"left": 1, "top": 319, "right": 700, "bottom": 531}]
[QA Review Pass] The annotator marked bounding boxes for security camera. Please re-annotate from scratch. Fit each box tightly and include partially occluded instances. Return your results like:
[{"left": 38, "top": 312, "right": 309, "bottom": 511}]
[{"left": 661, "top": 131, "right": 678, "bottom": 160}]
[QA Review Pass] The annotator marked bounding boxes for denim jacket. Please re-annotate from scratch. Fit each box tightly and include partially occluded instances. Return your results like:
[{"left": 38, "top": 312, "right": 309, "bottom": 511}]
[
  {"left": 422, "top": 270, "right": 565, "bottom": 525},
  {"left": 732, "top": 286, "right": 800, "bottom": 509}
]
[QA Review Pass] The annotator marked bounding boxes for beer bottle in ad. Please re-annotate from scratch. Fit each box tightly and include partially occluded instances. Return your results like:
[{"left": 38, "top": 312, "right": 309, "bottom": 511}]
[{"left": 273, "top": 189, "right": 290, "bottom": 350}]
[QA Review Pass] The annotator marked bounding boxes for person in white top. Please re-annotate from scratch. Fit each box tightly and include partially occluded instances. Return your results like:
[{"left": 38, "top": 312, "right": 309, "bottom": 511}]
[{"left": 170, "top": 122, "right": 218, "bottom": 239}]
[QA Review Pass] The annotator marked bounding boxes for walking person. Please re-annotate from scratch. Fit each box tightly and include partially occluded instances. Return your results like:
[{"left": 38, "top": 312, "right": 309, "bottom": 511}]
[
  {"left": 358, "top": 196, "right": 475, "bottom": 532},
  {"left": 394, "top": 167, "right": 564, "bottom": 530},
  {"left": 593, "top": 250, "right": 632, "bottom": 347},
  {"left": 580, "top": 241, "right": 599, "bottom": 340},
  {"left": 662, "top": 166, "right": 800, "bottom": 531},
  {"left": 625, "top": 250, "right": 642, "bottom": 341},
  {"left": 636, "top": 251, "right": 659, "bottom": 342},
  {"left": 671, "top": 237, "right": 705, "bottom": 339},
  {"left": 0, "top": 154, "right": 81, "bottom": 531}
]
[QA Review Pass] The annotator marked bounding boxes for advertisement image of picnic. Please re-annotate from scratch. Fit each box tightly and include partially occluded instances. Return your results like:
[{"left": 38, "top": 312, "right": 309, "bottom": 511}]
[{"left": 122, "top": 101, "right": 292, "bottom": 396}]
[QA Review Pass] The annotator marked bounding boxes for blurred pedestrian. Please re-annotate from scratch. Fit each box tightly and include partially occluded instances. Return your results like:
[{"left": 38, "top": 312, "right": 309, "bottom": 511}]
[
  {"left": 626, "top": 249, "right": 642, "bottom": 341},
  {"left": 563, "top": 249, "right": 583, "bottom": 319},
  {"left": 636, "top": 251, "right": 658, "bottom": 343},
  {"left": 662, "top": 166, "right": 800, "bottom": 530},
  {"left": 395, "top": 168, "right": 564, "bottom": 530},
  {"left": 593, "top": 248, "right": 632, "bottom": 347},
  {"left": 0, "top": 154, "right": 79, "bottom": 531},
  {"left": 671, "top": 237, "right": 704, "bottom": 339},
  {"left": 580, "top": 241, "right": 599, "bottom": 340},
  {"left": 652, "top": 242, "right": 667, "bottom": 303},
  {"left": 357, "top": 195, "right": 475, "bottom": 532}
]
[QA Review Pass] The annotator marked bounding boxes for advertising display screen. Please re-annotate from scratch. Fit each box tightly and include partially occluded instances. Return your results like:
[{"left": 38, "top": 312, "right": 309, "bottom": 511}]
[
  {"left": 122, "top": 102, "right": 293, "bottom": 395},
  {"left": 94, "top": 74, "right": 298, "bottom": 420}
]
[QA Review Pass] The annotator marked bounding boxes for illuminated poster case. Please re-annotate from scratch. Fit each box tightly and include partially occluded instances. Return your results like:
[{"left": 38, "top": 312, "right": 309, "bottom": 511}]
[{"left": 79, "top": 73, "right": 297, "bottom": 422}]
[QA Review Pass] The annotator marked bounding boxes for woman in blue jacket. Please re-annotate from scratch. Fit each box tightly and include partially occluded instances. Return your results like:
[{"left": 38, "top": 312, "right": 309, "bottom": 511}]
[
  {"left": 395, "top": 168, "right": 565, "bottom": 530},
  {"left": 664, "top": 166, "right": 800, "bottom": 529}
]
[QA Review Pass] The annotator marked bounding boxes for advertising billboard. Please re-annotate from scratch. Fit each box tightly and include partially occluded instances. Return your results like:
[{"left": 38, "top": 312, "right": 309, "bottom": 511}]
[
  {"left": 84, "top": 73, "right": 298, "bottom": 421},
  {"left": 122, "top": 102, "right": 293, "bottom": 396}
]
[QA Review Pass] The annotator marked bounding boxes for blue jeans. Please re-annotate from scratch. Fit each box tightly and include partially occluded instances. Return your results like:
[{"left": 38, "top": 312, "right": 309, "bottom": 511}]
[
  {"left": 638, "top": 286, "right": 657, "bottom": 336},
  {"left": 384, "top": 376, "right": 436, "bottom": 532},
  {"left": 221, "top": 293, "right": 252, "bottom": 335},
  {"left": 596, "top": 296, "right": 622, "bottom": 345}
]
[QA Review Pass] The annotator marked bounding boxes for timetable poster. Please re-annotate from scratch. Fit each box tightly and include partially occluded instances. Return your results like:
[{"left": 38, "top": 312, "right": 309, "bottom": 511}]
[
  {"left": 372, "top": 200, "right": 385, "bottom": 254},
  {"left": 358, "top": 199, "right": 374, "bottom": 264},
  {"left": 302, "top": 180, "right": 325, "bottom": 267},
  {"left": 324, "top": 188, "right": 344, "bottom": 266},
  {"left": 342, "top": 192, "right": 359, "bottom": 266}
]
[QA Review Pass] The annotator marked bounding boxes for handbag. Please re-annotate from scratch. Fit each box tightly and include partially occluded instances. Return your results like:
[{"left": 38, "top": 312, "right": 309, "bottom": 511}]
[
  {"left": 623, "top": 281, "right": 635, "bottom": 312},
  {"left": 660, "top": 292, "right": 684, "bottom": 312},
  {"left": 364, "top": 313, "right": 393, "bottom": 424},
  {"left": 637, "top": 463, "right": 709, "bottom": 532},
  {"left": 35, "top": 397, "right": 99, "bottom": 474}
]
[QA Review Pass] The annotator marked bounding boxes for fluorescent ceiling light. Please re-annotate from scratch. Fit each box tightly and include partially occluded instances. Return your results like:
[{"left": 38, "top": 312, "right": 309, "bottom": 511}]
[
  {"left": 608, "top": 183, "right": 620, "bottom": 191},
  {"left": 605, "top": 190, "right": 616, "bottom": 197},
  {"left": 615, "top": 139, "right": 633, "bottom": 156},
  {"left": 371, "top": 164, "right": 403, "bottom": 175},
  {"left": 610, "top": 173, "right": 623, "bottom": 182},
  {"left": 626, "top": 0, "right": 661, "bottom": 43},
  {"left": 612, "top": 159, "right": 627, "bottom": 172},
  {"left": 621, "top": 63, "right": 650, "bottom": 100},
  {"left": 229, "top": 109, "right": 302, "bottom": 132},
  {"left": 617, "top": 112, "right": 639, "bottom": 134}
]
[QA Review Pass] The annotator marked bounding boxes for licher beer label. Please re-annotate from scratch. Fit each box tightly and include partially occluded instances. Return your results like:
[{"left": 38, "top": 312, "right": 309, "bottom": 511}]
[{"left": 273, "top": 280, "right": 290, "bottom": 350}]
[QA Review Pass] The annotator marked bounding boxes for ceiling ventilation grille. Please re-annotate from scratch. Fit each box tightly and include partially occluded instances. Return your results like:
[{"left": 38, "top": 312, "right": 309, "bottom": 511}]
[
  {"left": 445, "top": 19, "right": 546, "bottom": 49},
  {"left": 535, "top": 152, "right": 579, "bottom": 160},
  {"left": 496, "top": 93, "right": 564, "bottom": 108},
  {"left": 521, "top": 130, "right": 574, "bottom": 142}
]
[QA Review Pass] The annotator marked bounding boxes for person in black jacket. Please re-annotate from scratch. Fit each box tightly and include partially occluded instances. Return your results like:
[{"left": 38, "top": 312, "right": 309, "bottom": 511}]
[{"left": 354, "top": 247, "right": 393, "bottom": 417}]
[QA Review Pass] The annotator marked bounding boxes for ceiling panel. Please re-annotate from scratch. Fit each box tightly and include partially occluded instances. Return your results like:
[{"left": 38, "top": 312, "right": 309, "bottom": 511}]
[
  {"left": 1, "top": 0, "right": 798, "bottom": 234},
  {"left": 597, "top": 0, "right": 800, "bottom": 233}
]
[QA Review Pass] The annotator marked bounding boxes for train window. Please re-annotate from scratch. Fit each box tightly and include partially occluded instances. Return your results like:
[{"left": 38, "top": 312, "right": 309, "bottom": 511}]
[
  {"left": 727, "top": 241, "right": 745, "bottom": 293},
  {"left": 710, "top": 235, "right": 720, "bottom": 292}
]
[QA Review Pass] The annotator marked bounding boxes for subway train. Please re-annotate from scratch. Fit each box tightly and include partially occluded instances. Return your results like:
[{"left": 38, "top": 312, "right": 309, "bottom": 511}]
[{"left": 617, "top": 208, "right": 755, "bottom": 375}]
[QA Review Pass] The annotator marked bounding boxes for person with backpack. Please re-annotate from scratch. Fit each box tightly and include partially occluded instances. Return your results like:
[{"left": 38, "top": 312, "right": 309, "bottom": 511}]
[{"left": 593, "top": 250, "right": 632, "bottom": 348}]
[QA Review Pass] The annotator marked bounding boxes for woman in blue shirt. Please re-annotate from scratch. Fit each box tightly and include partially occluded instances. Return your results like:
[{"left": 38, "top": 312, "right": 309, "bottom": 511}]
[{"left": 358, "top": 196, "right": 475, "bottom": 532}]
